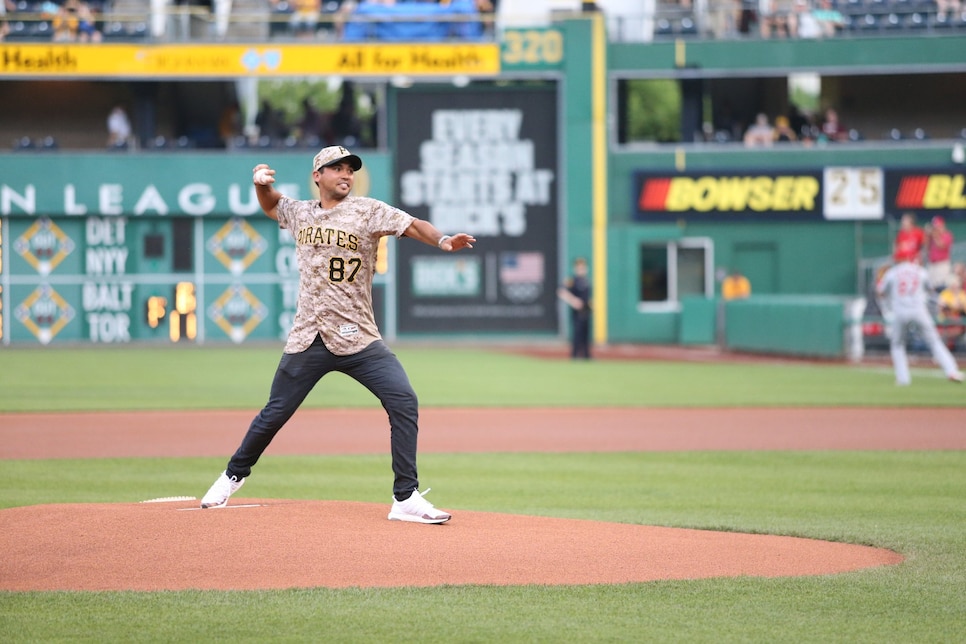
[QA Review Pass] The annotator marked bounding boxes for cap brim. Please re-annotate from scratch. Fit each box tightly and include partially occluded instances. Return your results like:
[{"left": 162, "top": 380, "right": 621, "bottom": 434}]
[{"left": 318, "top": 155, "right": 362, "bottom": 171}]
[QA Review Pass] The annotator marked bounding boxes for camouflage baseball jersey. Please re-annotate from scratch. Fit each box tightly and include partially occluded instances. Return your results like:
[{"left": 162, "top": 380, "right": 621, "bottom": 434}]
[{"left": 276, "top": 194, "right": 415, "bottom": 356}]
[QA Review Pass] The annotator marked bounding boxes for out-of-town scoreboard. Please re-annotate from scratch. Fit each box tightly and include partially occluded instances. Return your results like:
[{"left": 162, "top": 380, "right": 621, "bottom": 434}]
[{"left": 1, "top": 203, "right": 300, "bottom": 344}]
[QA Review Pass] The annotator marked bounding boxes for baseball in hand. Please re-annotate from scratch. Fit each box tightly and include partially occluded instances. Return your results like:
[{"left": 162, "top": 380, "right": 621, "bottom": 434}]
[{"left": 253, "top": 168, "right": 273, "bottom": 185}]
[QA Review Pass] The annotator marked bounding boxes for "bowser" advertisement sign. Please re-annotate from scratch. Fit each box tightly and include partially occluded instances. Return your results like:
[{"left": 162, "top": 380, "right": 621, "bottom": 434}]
[{"left": 634, "top": 168, "right": 964, "bottom": 221}]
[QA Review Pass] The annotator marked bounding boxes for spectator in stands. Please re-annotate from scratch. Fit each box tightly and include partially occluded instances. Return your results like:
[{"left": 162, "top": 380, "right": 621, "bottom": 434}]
[
  {"left": 820, "top": 107, "right": 848, "bottom": 142},
  {"left": 937, "top": 274, "right": 966, "bottom": 350},
  {"left": 52, "top": 0, "right": 82, "bottom": 41},
  {"left": 0, "top": 0, "right": 14, "bottom": 42},
  {"left": 810, "top": 0, "right": 844, "bottom": 36},
  {"left": 75, "top": 0, "right": 101, "bottom": 42},
  {"left": 439, "top": 0, "right": 496, "bottom": 36},
  {"left": 773, "top": 115, "right": 798, "bottom": 142},
  {"left": 743, "top": 113, "right": 775, "bottom": 147},
  {"left": 705, "top": 0, "right": 737, "bottom": 37},
  {"left": 107, "top": 104, "right": 133, "bottom": 149},
  {"left": 737, "top": 0, "right": 760, "bottom": 35},
  {"left": 289, "top": 0, "right": 321, "bottom": 39},
  {"left": 936, "top": 0, "right": 962, "bottom": 21},
  {"left": 760, "top": 0, "right": 797, "bottom": 37},
  {"left": 925, "top": 215, "right": 954, "bottom": 291},
  {"left": 794, "top": 0, "right": 823, "bottom": 38},
  {"left": 333, "top": 0, "right": 359, "bottom": 39},
  {"left": 893, "top": 212, "right": 925, "bottom": 264},
  {"left": 475, "top": 0, "right": 496, "bottom": 36}
]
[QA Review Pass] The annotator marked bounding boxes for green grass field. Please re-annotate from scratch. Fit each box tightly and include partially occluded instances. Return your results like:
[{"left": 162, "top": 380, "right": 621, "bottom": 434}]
[{"left": 0, "top": 345, "right": 964, "bottom": 642}]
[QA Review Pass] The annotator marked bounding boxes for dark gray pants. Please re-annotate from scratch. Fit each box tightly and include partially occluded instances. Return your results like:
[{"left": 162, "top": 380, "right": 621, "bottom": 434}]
[{"left": 225, "top": 336, "right": 420, "bottom": 499}]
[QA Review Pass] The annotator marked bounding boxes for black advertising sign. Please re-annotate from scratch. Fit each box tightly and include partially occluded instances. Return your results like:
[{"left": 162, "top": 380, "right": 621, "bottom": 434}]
[
  {"left": 633, "top": 167, "right": 965, "bottom": 222},
  {"left": 886, "top": 169, "right": 966, "bottom": 214},
  {"left": 394, "top": 86, "right": 558, "bottom": 334}
]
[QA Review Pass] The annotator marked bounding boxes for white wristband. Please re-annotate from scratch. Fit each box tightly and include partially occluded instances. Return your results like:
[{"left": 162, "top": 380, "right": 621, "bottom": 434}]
[{"left": 437, "top": 235, "right": 452, "bottom": 250}]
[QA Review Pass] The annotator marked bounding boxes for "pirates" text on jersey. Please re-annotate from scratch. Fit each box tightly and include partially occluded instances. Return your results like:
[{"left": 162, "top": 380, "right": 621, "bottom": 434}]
[{"left": 295, "top": 226, "right": 359, "bottom": 250}]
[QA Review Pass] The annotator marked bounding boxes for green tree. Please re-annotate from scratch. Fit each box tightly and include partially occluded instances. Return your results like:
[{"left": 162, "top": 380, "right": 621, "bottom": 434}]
[
  {"left": 624, "top": 79, "right": 682, "bottom": 143},
  {"left": 255, "top": 79, "right": 377, "bottom": 145}
]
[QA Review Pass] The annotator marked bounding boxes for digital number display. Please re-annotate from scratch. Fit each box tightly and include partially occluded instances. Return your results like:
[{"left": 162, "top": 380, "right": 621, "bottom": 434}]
[
  {"left": 145, "top": 295, "right": 167, "bottom": 329},
  {"left": 823, "top": 167, "right": 884, "bottom": 220},
  {"left": 169, "top": 282, "right": 197, "bottom": 342}
]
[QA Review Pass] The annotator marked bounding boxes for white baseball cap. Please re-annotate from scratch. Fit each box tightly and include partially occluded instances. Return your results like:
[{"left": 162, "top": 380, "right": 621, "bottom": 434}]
[{"left": 312, "top": 145, "right": 362, "bottom": 172}]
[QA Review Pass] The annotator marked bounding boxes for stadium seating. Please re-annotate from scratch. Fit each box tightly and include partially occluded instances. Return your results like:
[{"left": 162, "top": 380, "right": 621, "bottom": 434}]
[
  {"left": 647, "top": 0, "right": 965, "bottom": 38},
  {"left": 10, "top": 135, "right": 58, "bottom": 151},
  {"left": 102, "top": 20, "right": 149, "bottom": 41},
  {"left": 342, "top": 0, "right": 484, "bottom": 42}
]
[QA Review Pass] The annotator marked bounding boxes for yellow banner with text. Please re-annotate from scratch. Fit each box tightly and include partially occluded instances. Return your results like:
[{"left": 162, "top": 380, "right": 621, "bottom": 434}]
[{"left": 0, "top": 42, "right": 501, "bottom": 78}]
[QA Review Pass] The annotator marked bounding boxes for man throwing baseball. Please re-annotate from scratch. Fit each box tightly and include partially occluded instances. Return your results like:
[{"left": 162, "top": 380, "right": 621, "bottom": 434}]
[{"left": 200, "top": 145, "right": 476, "bottom": 523}]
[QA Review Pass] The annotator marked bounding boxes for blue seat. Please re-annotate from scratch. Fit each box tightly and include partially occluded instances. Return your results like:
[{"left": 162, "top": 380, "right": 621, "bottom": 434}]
[
  {"left": 857, "top": 12, "right": 881, "bottom": 29},
  {"left": 29, "top": 20, "right": 51, "bottom": 38},
  {"left": 3, "top": 21, "right": 29, "bottom": 40},
  {"left": 884, "top": 12, "right": 903, "bottom": 27},
  {"left": 130, "top": 22, "right": 148, "bottom": 39},
  {"left": 103, "top": 20, "right": 148, "bottom": 41},
  {"left": 904, "top": 11, "right": 928, "bottom": 27},
  {"left": 677, "top": 16, "right": 698, "bottom": 35},
  {"left": 102, "top": 21, "right": 126, "bottom": 39},
  {"left": 13, "top": 136, "right": 35, "bottom": 151},
  {"left": 933, "top": 12, "right": 955, "bottom": 27}
]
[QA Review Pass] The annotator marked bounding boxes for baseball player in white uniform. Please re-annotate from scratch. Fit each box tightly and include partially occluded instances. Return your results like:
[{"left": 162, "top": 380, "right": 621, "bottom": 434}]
[
  {"left": 875, "top": 255, "right": 964, "bottom": 385},
  {"left": 200, "top": 146, "right": 476, "bottom": 523}
]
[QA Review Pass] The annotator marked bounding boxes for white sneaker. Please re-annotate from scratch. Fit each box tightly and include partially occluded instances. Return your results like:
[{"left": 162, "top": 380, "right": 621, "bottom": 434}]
[
  {"left": 387, "top": 488, "right": 451, "bottom": 524},
  {"left": 949, "top": 371, "right": 964, "bottom": 383},
  {"left": 200, "top": 471, "right": 245, "bottom": 509}
]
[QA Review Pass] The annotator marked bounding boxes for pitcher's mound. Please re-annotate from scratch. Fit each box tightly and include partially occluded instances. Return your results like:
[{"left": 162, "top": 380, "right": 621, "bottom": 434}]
[{"left": 0, "top": 499, "right": 902, "bottom": 592}]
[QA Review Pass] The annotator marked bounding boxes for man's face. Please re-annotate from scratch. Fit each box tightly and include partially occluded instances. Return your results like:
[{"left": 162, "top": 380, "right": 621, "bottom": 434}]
[{"left": 315, "top": 162, "right": 355, "bottom": 199}]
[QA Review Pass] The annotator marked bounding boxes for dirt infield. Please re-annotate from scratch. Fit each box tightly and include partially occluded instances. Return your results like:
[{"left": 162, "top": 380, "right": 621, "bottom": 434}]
[
  {"left": 1, "top": 498, "right": 903, "bottom": 592},
  {"left": 3, "top": 404, "right": 958, "bottom": 591}
]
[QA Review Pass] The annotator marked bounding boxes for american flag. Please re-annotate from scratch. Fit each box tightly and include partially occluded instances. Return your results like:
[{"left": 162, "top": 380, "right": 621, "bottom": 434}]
[{"left": 500, "top": 252, "right": 545, "bottom": 284}]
